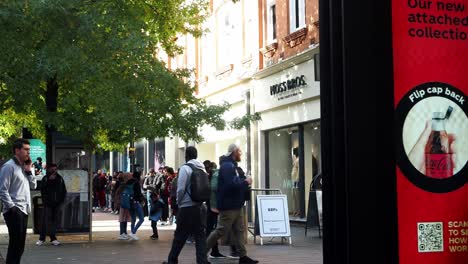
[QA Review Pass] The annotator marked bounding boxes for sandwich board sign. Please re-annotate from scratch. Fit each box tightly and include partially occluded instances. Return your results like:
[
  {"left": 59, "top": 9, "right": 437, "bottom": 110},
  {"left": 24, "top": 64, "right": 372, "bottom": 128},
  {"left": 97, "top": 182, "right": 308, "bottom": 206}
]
[{"left": 256, "top": 194, "right": 292, "bottom": 245}]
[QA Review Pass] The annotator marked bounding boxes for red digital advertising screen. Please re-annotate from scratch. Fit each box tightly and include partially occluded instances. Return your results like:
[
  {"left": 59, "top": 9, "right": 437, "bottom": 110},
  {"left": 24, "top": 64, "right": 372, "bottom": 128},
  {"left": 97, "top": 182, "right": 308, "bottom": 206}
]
[{"left": 393, "top": 0, "right": 468, "bottom": 263}]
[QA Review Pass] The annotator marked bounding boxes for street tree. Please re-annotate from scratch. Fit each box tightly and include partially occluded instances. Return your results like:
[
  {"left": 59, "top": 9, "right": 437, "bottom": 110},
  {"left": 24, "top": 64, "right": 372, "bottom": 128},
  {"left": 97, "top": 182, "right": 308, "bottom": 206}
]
[{"left": 0, "top": 0, "right": 229, "bottom": 159}]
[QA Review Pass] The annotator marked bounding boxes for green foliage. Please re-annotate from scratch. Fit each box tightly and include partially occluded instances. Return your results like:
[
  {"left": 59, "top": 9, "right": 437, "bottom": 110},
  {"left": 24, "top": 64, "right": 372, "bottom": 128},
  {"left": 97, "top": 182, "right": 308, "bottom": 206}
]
[
  {"left": 230, "top": 112, "right": 262, "bottom": 130},
  {"left": 0, "top": 110, "right": 45, "bottom": 158},
  {"left": 0, "top": 0, "right": 228, "bottom": 151}
]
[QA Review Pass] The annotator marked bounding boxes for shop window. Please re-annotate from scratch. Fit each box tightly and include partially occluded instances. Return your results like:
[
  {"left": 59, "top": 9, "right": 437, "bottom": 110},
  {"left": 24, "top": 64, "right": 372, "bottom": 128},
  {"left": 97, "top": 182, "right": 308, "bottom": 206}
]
[
  {"left": 267, "top": 0, "right": 277, "bottom": 43},
  {"left": 216, "top": 2, "right": 242, "bottom": 68},
  {"left": 267, "top": 126, "right": 301, "bottom": 219},
  {"left": 289, "top": 0, "right": 306, "bottom": 33},
  {"left": 266, "top": 122, "right": 321, "bottom": 222}
]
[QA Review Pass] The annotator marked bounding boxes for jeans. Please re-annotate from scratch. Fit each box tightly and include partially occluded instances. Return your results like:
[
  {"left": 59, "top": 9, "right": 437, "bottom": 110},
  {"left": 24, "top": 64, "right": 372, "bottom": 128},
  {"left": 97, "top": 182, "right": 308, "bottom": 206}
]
[
  {"left": 106, "top": 193, "right": 112, "bottom": 209},
  {"left": 147, "top": 192, "right": 159, "bottom": 236},
  {"left": 146, "top": 192, "right": 152, "bottom": 216},
  {"left": 167, "top": 205, "right": 208, "bottom": 264},
  {"left": 131, "top": 202, "right": 144, "bottom": 234},
  {"left": 206, "top": 208, "right": 247, "bottom": 258},
  {"left": 39, "top": 205, "right": 60, "bottom": 241},
  {"left": 4, "top": 208, "right": 28, "bottom": 264}
]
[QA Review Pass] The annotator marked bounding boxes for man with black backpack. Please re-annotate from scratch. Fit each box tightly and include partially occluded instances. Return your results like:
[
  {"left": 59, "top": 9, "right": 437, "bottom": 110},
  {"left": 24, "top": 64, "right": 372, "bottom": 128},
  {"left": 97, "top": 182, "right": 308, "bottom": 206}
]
[{"left": 163, "top": 146, "right": 209, "bottom": 264}]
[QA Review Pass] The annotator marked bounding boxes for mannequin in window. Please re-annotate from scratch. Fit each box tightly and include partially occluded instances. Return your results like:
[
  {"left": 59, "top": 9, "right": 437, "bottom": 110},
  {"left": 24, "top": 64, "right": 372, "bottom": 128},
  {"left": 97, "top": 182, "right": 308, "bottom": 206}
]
[{"left": 291, "top": 147, "right": 300, "bottom": 217}]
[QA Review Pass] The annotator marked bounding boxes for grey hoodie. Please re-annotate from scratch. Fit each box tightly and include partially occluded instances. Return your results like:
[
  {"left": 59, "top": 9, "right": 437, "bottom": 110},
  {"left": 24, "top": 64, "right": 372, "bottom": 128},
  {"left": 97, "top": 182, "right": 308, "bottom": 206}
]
[{"left": 177, "top": 159, "right": 206, "bottom": 208}]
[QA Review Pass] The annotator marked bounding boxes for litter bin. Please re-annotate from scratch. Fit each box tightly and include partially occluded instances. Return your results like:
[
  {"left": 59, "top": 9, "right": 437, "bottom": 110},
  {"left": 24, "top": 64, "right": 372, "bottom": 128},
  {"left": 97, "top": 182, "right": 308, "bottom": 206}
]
[{"left": 33, "top": 196, "right": 44, "bottom": 234}]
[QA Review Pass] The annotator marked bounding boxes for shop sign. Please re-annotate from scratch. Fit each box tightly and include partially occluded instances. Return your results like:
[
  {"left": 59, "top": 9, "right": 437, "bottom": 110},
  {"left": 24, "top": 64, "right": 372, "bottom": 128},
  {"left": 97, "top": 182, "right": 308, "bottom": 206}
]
[
  {"left": 256, "top": 195, "right": 291, "bottom": 237},
  {"left": 393, "top": 0, "right": 468, "bottom": 262},
  {"left": 270, "top": 75, "right": 307, "bottom": 100}
]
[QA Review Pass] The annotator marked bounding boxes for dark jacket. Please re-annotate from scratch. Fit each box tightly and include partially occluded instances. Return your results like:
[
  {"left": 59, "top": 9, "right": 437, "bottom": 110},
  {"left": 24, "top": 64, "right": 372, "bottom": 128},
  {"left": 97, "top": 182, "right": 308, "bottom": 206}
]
[
  {"left": 126, "top": 178, "right": 144, "bottom": 203},
  {"left": 41, "top": 173, "right": 67, "bottom": 207},
  {"left": 217, "top": 156, "right": 249, "bottom": 210}
]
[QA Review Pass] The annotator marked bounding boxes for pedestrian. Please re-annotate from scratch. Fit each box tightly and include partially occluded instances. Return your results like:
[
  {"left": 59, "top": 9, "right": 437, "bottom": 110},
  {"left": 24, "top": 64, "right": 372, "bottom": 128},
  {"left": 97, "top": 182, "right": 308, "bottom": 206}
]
[
  {"left": 168, "top": 170, "right": 178, "bottom": 225},
  {"left": 143, "top": 168, "right": 158, "bottom": 239},
  {"left": 115, "top": 173, "right": 133, "bottom": 240},
  {"left": 206, "top": 144, "right": 258, "bottom": 264},
  {"left": 105, "top": 173, "right": 113, "bottom": 212},
  {"left": 163, "top": 167, "right": 176, "bottom": 224},
  {"left": 112, "top": 172, "right": 123, "bottom": 215},
  {"left": 0, "top": 139, "right": 37, "bottom": 264},
  {"left": 97, "top": 172, "right": 107, "bottom": 210},
  {"left": 149, "top": 192, "right": 165, "bottom": 240},
  {"left": 128, "top": 172, "right": 145, "bottom": 240},
  {"left": 156, "top": 167, "right": 169, "bottom": 224},
  {"left": 36, "top": 163, "right": 67, "bottom": 246},
  {"left": 162, "top": 146, "right": 209, "bottom": 264},
  {"left": 203, "top": 160, "right": 226, "bottom": 259}
]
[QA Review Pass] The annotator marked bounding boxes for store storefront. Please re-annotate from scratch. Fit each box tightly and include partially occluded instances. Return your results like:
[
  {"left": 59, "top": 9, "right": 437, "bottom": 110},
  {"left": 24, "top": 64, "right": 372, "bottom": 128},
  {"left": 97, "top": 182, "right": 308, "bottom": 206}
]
[{"left": 252, "top": 48, "right": 320, "bottom": 221}]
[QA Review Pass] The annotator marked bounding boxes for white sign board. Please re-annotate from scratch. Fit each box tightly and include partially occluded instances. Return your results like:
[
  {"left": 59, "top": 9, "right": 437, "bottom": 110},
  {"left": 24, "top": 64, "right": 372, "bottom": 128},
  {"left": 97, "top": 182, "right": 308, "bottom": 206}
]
[{"left": 257, "top": 195, "right": 291, "bottom": 238}]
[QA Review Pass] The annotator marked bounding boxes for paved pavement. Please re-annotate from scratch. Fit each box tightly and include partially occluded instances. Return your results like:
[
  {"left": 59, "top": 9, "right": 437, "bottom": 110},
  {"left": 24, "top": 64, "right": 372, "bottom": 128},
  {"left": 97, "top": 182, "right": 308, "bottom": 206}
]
[{"left": 0, "top": 210, "right": 323, "bottom": 264}]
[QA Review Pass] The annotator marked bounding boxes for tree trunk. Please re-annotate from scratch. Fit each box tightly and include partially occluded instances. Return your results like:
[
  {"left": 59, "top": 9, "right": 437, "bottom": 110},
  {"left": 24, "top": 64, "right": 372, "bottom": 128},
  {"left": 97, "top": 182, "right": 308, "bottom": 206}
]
[{"left": 45, "top": 76, "right": 58, "bottom": 163}]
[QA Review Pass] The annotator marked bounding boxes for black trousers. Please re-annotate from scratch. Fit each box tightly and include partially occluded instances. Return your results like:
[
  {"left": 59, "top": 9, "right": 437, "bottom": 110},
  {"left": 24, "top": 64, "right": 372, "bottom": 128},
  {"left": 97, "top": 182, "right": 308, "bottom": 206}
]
[
  {"left": 161, "top": 195, "right": 169, "bottom": 221},
  {"left": 167, "top": 205, "right": 207, "bottom": 264},
  {"left": 4, "top": 208, "right": 28, "bottom": 264},
  {"left": 39, "top": 205, "right": 60, "bottom": 241},
  {"left": 151, "top": 220, "right": 159, "bottom": 236}
]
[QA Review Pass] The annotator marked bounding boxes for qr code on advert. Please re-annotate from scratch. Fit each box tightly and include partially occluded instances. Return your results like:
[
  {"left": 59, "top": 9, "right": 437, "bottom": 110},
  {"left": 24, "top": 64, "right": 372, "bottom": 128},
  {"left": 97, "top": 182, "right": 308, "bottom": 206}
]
[{"left": 418, "top": 222, "right": 443, "bottom": 253}]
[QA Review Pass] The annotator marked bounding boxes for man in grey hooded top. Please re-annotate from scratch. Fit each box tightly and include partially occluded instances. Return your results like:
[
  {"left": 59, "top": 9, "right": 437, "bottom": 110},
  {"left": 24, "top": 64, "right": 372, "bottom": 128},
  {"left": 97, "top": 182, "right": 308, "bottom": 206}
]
[{"left": 163, "top": 146, "right": 208, "bottom": 264}]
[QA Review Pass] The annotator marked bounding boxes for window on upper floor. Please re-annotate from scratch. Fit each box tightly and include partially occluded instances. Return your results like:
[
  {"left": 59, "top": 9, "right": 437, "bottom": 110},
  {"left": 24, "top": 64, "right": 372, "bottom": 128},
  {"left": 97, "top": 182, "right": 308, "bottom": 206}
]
[
  {"left": 289, "top": 0, "right": 306, "bottom": 33},
  {"left": 244, "top": 0, "right": 257, "bottom": 60},
  {"left": 267, "top": 0, "right": 277, "bottom": 43},
  {"left": 216, "top": 2, "right": 242, "bottom": 68}
]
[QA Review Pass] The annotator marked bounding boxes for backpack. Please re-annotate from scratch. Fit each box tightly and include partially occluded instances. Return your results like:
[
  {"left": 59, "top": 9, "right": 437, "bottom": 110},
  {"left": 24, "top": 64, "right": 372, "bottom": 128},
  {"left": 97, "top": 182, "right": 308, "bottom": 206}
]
[
  {"left": 120, "top": 183, "right": 135, "bottom": 209},
  {"left": 185, "top": 163, "right": 211, "bottom": 202},
  {"left": 210, "top": 169, "right": 219, "bottom": 209}
]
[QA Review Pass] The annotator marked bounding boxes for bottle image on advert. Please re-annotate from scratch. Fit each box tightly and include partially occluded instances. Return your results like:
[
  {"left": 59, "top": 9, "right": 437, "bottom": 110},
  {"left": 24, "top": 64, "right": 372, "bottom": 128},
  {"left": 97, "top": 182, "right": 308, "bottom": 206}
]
[{"left": 424, "top": 107, "right": 454, "bottom": 179}]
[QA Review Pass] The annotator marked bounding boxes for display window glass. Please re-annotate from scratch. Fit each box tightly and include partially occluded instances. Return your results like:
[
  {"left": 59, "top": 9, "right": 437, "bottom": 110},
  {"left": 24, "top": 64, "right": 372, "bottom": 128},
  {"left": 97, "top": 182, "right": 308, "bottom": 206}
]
[{"left": 266, "top": 121, "right": 321, "bottom": 221}]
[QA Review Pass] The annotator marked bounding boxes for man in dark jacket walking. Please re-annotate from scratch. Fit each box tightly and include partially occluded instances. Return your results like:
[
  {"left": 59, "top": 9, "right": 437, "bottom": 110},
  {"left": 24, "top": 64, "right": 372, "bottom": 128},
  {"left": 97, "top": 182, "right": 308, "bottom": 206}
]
[
  {"left": 36, "top": 163, "right": 67, "bottom": 246},
  {"left": 206, "top": 144, "right": 258, "bottom": 264}
]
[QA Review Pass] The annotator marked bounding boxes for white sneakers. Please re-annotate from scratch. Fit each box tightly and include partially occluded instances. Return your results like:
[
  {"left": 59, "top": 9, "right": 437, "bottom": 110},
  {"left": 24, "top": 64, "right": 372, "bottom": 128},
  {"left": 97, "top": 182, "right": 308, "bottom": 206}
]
[
  {"left": 36, "top": 240, "right": 60, "bottom": 246},
  {"left": 118, "top": 234, "right": 129, "bottom": 240},
  {"left": 128, "top": 233, "right": 139, "bottom": 241},
  {"left": 118, "top": 233, "right": 139, "bottom": 241}
]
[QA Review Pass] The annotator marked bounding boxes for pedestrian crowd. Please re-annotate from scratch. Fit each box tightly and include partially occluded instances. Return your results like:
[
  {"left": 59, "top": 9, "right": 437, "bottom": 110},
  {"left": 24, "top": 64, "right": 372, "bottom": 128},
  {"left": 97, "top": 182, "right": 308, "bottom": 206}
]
[{"left": 0, "top": 138, "right": 258, "bottom": 264}]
